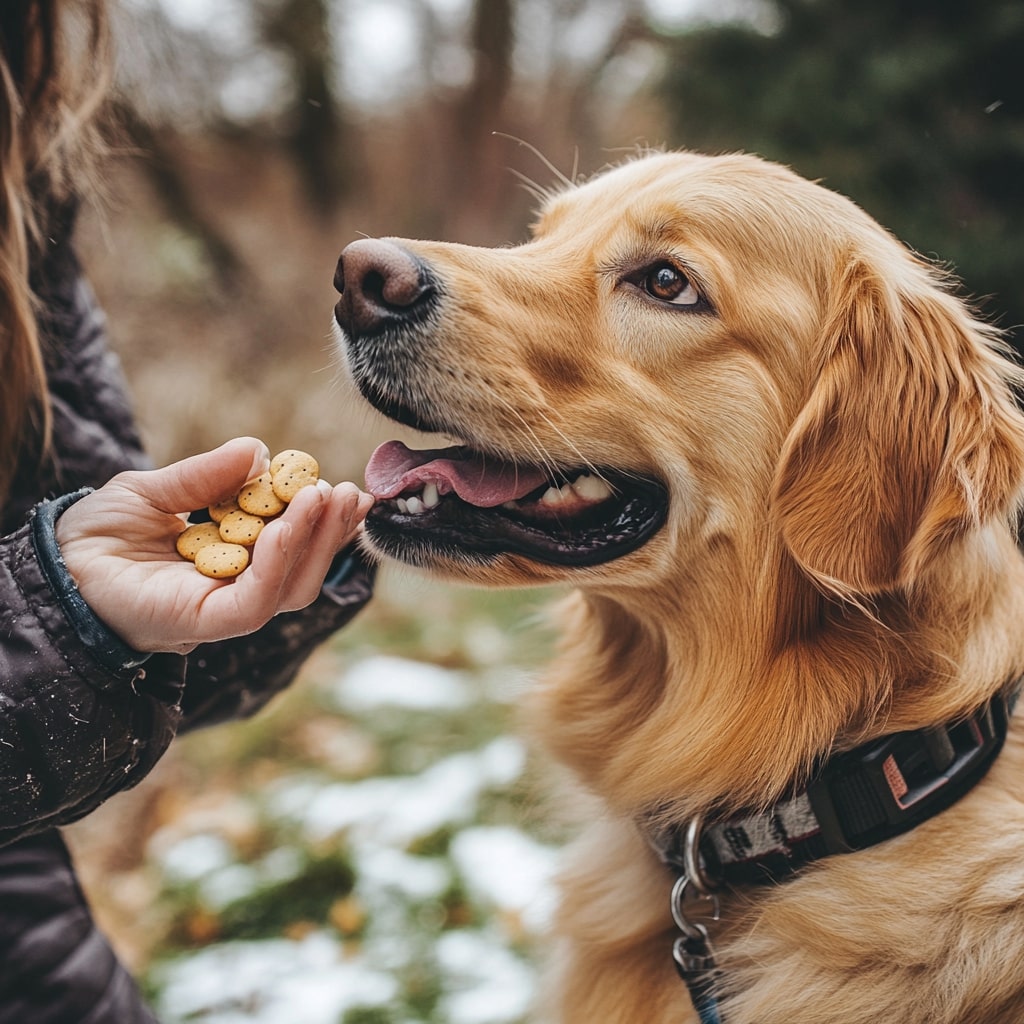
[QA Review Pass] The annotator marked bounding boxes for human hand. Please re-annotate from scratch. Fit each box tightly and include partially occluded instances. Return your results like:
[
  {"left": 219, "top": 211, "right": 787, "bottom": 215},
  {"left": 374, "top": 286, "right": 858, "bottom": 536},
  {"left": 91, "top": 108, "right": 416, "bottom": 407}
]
[{"left": 55, "top": 437, "right": 374, "bottom": 654}]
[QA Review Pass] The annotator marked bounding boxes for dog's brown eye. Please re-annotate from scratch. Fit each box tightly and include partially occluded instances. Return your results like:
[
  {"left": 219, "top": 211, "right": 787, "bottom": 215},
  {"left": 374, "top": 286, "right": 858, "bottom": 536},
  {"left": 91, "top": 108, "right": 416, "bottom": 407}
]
[{"left": 644, "top": 263, "right": 700, "bottom": 306}]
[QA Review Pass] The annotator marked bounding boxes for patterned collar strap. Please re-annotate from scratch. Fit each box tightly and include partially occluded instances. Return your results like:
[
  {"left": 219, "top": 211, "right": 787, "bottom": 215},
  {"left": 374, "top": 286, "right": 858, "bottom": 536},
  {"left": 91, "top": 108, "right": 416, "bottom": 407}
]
[{"left": 653, "top": 686, "right": 1018, "bottom": 887}]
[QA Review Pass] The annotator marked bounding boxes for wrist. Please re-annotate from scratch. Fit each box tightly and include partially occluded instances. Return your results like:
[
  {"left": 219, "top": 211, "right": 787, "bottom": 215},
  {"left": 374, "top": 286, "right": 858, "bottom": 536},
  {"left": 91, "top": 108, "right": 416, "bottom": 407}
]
[{"left": 30, "top": 490, "right": 150, "bottom": 673}]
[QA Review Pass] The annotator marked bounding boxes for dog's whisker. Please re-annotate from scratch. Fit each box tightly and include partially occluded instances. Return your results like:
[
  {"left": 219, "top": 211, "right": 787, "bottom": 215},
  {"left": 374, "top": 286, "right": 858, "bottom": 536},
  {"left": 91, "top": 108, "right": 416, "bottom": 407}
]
[
  {"left": 487, "top": 394, "right": 564, "bottom": 481},
  {"left": 484, "top": 388, "right": 595, "bottom": 478},
  {"left": 508, "top": 168, "right": 558, "bottom": 206},
  {"left": 485, "top": 391, "right": 607, "bottom": 487},
  {"left": 494, "top": 132, "right": 576, "bottom": 192}
]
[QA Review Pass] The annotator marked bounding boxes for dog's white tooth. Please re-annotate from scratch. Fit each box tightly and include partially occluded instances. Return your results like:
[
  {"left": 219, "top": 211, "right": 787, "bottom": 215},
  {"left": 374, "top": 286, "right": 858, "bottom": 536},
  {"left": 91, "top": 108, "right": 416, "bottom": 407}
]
[
  {"left": 422, "top": 482, "right": 440, "bottom": 509},
  {"left": 406, "top": 495, "right": 425, "bottom": 514},
  {"left": 397, "top": 498, "right": 409, "bottom": 513},
  {"left": 502, "top": 501, "right": 518, "bottom": 510},
  {"left": 541, "top": 486, "right": 565, "bottom": 506},
  {"left": 572, "top": 474, "right": 613, "bottom": 501}
]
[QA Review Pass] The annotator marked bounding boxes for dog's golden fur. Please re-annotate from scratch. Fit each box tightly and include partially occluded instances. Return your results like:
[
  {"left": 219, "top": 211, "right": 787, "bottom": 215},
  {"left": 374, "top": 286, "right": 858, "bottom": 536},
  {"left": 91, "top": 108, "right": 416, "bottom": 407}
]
[{"left": 353, "top": 151, "right": 1024, "bottom": 1023}]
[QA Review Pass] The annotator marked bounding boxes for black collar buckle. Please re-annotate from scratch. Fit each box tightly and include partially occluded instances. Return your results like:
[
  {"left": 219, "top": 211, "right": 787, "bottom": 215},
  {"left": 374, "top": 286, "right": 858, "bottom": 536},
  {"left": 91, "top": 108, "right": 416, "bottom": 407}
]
[{"left": 806, "top": 693, "right": 1009, "bottom": 855}]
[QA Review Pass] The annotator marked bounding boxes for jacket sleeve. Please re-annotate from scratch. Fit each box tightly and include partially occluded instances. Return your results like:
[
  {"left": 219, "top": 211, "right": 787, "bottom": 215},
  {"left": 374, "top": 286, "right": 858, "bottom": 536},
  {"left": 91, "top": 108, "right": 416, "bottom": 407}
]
[
  {"left": 0, "top": 830, "right": 161, "bottom": 1024},
  {"left": 175, "top": 546, "right": 375, "bottom": 731},
  {"left": 0, "top": 238, "right": 376, "bottom": 846},
  {"left": 0, "top": 491, "right": 375, "bottom": 846},
  {"left": 0, "top": 501, "right": 183, "bottom": 847}
]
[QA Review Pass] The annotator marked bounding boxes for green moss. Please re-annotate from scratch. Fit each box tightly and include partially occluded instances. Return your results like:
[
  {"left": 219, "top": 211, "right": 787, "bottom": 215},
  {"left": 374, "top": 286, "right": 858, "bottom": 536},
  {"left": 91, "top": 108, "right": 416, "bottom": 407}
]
[
  {"left": 399, "top": 954, "right": 445, "bottom": 1021},
  {"left": 341, "top": 1007, "right": 399, "bottom": 1024},
  {"left": 217, "top": 850, "right": 357, "bottom": 940},
  {"left": 329, "top": 577, "right": 559, "bottom": 671},
  {"left": 406, "top": 826, "right": 455, "bottom": 859},
  {"left": 438, "top": 878, "right": 480, "bottom": 931}
]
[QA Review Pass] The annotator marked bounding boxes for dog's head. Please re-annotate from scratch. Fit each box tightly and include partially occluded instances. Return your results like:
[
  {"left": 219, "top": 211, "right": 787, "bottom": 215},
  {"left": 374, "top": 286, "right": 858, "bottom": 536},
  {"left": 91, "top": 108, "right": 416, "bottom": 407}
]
[{"left": 333, "top": 151, "right": 1024, "bottom": 600}]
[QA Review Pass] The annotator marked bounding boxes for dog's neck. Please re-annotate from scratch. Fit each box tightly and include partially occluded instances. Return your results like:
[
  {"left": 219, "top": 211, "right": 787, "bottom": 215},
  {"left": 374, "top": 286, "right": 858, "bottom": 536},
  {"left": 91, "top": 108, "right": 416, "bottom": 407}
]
[{"left": 529, "top": 521, "right": 1024, "bottom": 822}]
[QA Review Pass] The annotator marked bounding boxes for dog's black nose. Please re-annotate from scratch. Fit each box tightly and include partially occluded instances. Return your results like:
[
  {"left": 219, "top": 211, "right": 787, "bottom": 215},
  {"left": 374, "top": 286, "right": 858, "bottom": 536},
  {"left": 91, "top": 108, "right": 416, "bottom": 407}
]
[{"left": 334, "top": 239, "right": 433, "bottom": 336}]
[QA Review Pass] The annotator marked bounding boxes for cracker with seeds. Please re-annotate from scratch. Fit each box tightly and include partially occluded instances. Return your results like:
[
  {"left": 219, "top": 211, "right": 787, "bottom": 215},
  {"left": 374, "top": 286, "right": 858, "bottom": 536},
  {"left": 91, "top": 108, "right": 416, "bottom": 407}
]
[{"left": 177, "top": 449, "right": 321, "bottom": 578}]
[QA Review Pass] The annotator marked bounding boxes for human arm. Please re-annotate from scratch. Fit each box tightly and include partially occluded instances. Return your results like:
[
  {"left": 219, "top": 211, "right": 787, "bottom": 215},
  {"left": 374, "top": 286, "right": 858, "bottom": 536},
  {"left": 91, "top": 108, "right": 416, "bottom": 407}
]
[
  {"left": 54, "top": 435, "right": 373, "bottom": 653},
  {"left": 0, "top": 230, "right": 378, "bottom": 844},
  {"left": 0, "top": 438, "right": 375, "bottom": 845}
]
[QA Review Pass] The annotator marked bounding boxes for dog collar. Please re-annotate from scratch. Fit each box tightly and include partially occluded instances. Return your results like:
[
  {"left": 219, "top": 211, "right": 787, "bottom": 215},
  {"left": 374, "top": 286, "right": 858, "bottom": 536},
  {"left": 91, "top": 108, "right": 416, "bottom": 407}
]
[
  {"left": 651, "top": 684, "right": 1018, "bottom": 887},
  {"left": 646, "top": 682, "right": 1020, "bottom": 1023}
]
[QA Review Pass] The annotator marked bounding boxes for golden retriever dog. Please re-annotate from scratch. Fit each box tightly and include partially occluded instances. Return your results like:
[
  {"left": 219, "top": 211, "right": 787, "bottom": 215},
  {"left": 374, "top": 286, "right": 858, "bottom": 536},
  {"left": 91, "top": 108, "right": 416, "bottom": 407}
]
[{"left": 331, "top": 151, "right": 1024, "bottom": 1024}]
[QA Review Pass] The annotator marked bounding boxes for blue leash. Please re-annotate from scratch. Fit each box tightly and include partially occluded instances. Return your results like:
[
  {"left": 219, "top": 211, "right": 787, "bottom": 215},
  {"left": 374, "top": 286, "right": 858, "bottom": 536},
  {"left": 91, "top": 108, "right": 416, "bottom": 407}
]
[{"left": 673, "top": 930, "right": 722, "bottom": 1024}]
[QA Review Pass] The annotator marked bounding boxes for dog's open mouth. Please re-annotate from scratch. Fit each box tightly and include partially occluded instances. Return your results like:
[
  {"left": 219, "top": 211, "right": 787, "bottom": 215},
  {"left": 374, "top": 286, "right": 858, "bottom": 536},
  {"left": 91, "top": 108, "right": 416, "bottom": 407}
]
[{"left": 363, "top": 440, "right": 668, "bottom": 567}]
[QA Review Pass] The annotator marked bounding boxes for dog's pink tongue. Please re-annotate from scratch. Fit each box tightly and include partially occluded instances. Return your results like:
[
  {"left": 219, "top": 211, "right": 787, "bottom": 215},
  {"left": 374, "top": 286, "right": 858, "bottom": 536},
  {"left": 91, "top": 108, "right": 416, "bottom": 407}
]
[{"left": 366, "top": 440, "right": 548, "bottom": 508}]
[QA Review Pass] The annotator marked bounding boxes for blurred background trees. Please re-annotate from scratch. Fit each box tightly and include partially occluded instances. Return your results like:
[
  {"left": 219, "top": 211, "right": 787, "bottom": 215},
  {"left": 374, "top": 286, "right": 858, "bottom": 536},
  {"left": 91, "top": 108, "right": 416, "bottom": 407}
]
[
  {"left": 92, "top": 0, "right": 1019, "bottom": 452},
  {"left": 76, "top": 0, "right": 1024, "bottom": 560},
  {"left": 657, "top": 0, "right": 1024, "bottom": 349},
  {"left": 89, "top": 0, "right": 1022, "bottom": 482}
]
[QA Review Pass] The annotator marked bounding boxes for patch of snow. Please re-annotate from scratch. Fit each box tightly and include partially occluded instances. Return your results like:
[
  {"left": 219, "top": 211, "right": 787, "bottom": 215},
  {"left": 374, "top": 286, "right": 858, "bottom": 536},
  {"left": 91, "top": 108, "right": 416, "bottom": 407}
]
[
  {"left": 153, "top": 931, "right": 396, "bottom": 1024},
  {"left": 353, "top": 844, "right": 452, "bottom": 901},
  {"left": 199, "top": 862, "right": 258, "bottom": 909},
  {"left": 436, "top": 930, "right": 537, "bottom": 1024},
  {"left": 331, "top": 655, "right": 473, "bottom": 712},
  {"left": 478, "top": 735, "right": 528, "bottom": 788},
  {"left": 450, "top": 826, "right": 560, "bottom": 934},
  {"left": 157, "top": 833, "right": 234, "bottom": 883},
  {"left": 197, "top": 846, "right": 306, "bottom": 910},
  {"left": 259, "top": 845, "right": 307, "bottom": 883},
  {"left": 274, "top": 738, "right": 528, "bottom": 846}
]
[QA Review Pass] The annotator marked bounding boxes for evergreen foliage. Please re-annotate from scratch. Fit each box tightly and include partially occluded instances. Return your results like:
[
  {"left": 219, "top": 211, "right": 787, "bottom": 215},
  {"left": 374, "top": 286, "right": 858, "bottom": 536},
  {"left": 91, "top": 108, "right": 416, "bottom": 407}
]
[{"left": 657, "top": 0, "right": 1024, "bottom": 351}]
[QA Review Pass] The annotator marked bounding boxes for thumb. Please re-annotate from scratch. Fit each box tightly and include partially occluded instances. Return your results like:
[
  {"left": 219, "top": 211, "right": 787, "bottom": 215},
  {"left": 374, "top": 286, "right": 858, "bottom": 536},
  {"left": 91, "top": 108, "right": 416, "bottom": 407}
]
[{"left": 128, "top": 437, "right": 271, "bottom": 514}]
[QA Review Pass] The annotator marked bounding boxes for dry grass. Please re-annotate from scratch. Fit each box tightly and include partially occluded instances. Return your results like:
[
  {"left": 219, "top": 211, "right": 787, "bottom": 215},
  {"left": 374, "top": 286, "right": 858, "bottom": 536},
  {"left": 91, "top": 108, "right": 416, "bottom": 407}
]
[{"left": 78, "top": 134, "right": 433, "bottom": 483}]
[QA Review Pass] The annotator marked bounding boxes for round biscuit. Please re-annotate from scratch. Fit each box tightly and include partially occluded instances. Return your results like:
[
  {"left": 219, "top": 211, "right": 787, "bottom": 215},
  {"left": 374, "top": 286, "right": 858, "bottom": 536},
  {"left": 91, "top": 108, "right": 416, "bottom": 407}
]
[
  {"left": 175, "top": 522, "right": 223, "bottom": 562},
  {"left": 208, "top": 497, "right": 241, "bottom": 523},
  {"left": 238, "top": 473, "right": 286, "bottom": 516},
  {"left": 270, "top": 449, "right": 318, "bottom": 476},
  {"left": 218, "top": 510, "right": 266, "bottom": 546},
  {"left": 270, "top": 450, "right": 320, "bottom": 502},
  {"left": 194, "top": 542, "right": 250, "bottom": 579}
]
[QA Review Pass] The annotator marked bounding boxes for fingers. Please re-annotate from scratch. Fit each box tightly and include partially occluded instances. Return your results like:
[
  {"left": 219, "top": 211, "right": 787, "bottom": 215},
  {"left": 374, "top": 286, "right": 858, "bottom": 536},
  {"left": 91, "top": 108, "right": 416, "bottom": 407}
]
[
  {"left": 273, "top": 483, "right": 372, "bottom": 609},
  {"left": 54, "top": 437, "right": 374, "bottom": 652},
  {"left": 193, "top": 482, "right": 372, "bottom": 638},
  {"left": 121, "top": 437, "right": 270, "bottom": 515}
]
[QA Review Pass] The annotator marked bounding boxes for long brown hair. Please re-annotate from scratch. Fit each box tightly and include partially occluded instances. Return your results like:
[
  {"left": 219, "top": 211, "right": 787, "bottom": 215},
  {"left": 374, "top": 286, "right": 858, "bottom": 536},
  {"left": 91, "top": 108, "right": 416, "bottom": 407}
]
[{"left": 0, "top": 0, "right": 110, "bottom": 502}]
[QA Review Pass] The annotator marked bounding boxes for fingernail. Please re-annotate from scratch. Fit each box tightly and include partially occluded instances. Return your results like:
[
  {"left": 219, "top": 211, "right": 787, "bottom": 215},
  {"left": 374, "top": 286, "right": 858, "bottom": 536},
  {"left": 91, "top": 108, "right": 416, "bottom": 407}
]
[
  {"left": 308, "top": 494, "right": 326, "bottom": 525},
  {"left": 247, "top": 440, "right": 271, "bottom": 480}
]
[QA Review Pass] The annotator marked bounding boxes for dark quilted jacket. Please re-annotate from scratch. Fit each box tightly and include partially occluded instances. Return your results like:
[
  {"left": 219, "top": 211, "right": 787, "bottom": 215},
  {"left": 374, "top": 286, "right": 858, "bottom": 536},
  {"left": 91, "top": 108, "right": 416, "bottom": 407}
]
[{"left": 0, "top": 213, "right": 375, "bottom": 1022}]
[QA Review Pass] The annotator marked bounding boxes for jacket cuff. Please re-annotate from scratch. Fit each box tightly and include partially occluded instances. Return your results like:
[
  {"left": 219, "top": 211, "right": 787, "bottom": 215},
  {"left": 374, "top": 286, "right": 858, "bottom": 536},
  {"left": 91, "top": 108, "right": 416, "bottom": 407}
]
[
  {"left": 29, "top": 490, "right": 150, "bottom": 674},
  {"left": 321, "top": 541, "right": 377, "bottom": 606}
]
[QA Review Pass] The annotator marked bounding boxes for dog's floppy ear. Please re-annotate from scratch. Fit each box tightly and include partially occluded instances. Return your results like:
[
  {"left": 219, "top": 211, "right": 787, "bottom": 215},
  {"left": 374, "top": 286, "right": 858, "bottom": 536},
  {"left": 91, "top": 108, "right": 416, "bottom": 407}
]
[{"left": 773, "top": 255, "right": 1024, "bottom": 595}]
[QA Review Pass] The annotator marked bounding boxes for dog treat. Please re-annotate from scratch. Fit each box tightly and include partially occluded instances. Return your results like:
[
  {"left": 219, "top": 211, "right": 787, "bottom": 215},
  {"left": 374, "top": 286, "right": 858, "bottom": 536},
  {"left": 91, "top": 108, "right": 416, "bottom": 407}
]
[
  {"left": 270, "top": 449, "right": 321, "bottom": 502},
  {"left": 176, "top": 521, "right": 223, "bottom": 561},
  {"left": 218, "top": 509, "right": 266, "bottom": 546},
  {"left": 178, "top": 448, "right": 321, "bottom": 578},
  {"left": 237, "top": 472, "right": 287, "bottom": 517},
  {"left": 194, "top": 541, "right": 251, "bottom": 579},
  {"left": 208, "top": 496, "right": 241, "bottom": 523}
]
